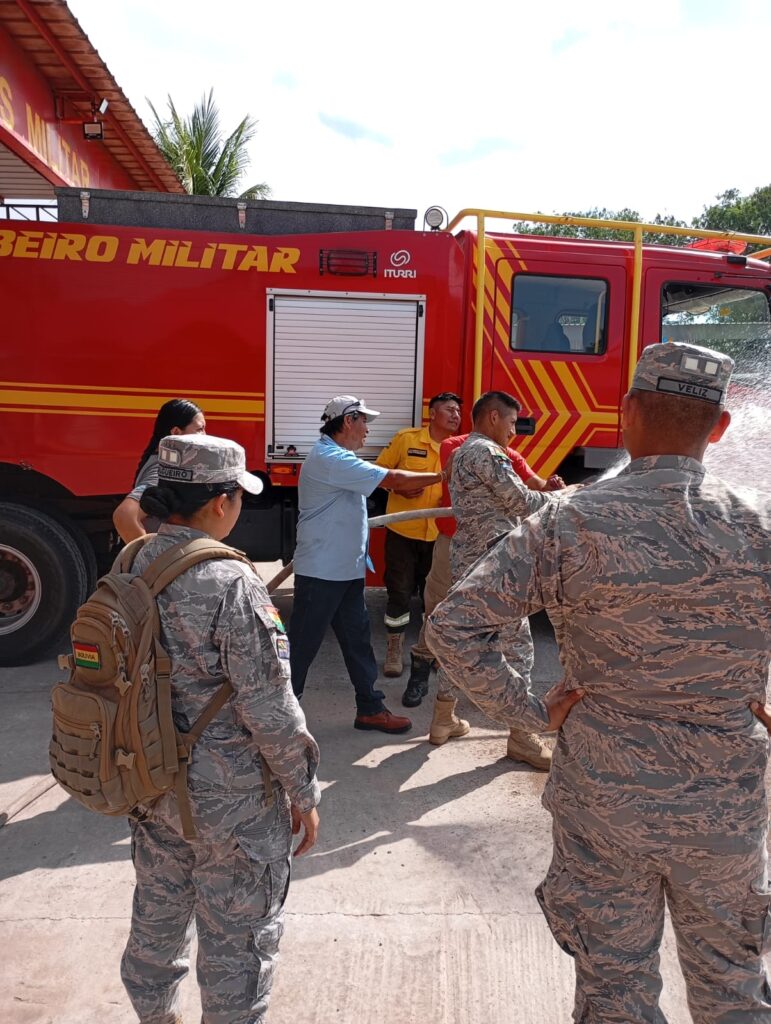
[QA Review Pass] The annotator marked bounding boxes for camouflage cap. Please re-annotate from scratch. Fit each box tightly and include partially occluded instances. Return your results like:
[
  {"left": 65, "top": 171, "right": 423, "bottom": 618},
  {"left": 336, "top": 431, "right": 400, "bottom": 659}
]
[
  {"left": 632, "top": 342, "right": 734, "bottom": 406},
  {"left": 157, "top": 434, "right": 263, "bottom": 494}
]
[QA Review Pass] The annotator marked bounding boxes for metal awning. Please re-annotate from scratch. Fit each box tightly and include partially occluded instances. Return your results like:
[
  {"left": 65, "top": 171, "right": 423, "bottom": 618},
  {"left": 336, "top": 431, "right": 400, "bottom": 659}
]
[
  {"left": 0, "top": 0, "right": 183, "bottom": 194},
  {"left": 0, "top": 137, "right": 53, "bottom": 196}
]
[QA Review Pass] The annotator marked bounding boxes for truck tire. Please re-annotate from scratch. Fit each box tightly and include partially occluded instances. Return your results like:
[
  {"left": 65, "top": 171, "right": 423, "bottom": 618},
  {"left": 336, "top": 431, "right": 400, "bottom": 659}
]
[
  {"left": 0, "top": 503, "right": 90, "bottom": 666},
  {"left": 44, "top": 507, "right": 98, "bottom": 593}
]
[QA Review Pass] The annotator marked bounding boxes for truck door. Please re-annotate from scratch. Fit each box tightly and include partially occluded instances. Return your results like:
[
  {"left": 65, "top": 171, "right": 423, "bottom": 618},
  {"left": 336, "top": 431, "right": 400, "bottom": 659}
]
[
  {"left": 488, "top": 255, "right": 627, "bottom": 476},
  {"left": 265, "top": 289, "right": 426, "bottom": 460},
  {"left": 642, "top": 267, "right": 771, "bottom": 383}
]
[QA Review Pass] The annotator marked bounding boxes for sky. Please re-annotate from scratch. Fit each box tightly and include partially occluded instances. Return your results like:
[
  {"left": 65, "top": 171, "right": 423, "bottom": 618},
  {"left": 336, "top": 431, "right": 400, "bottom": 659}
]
[{"left": 67, "top": 0, "right": 770, "bottom": 228}]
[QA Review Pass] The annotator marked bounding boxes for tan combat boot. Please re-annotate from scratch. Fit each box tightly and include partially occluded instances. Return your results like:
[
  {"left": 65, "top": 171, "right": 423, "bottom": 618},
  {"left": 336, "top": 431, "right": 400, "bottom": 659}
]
[
  {"left": 506, "top": 728, "right": 552, "bottom": 771},
  {"left": 384, "top": 633, "right": 405, "bottom": 677},
  {"left": 429, "top": 695, "right": 470, "bottom": 745}
]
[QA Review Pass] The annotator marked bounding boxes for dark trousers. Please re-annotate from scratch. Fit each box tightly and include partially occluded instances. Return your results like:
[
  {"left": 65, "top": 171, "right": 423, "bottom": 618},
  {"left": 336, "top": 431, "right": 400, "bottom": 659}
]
[
  {"left": 289, "top": 575, "right": 386, "bottom": 716},
  {"left": 383, "top": 529, "right": 435, "bottom": 633}
]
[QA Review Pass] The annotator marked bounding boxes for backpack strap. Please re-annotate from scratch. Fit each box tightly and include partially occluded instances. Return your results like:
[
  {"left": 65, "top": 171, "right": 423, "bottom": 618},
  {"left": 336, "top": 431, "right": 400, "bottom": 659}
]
[
  {"left": 174, "top": 679, "right": 235, "bottom": 839},
  {"left": 112, "top": 534, "right": 154, "bottom": 574},
  {"left": 136, "top": 538, "right": 262, "bottom": 840},
  {"left": 172, "top": 677, "right": 274, "bottom": 839},
  {"left": 140, "top": 538, "right": 254, "bottom": 597},
  {"left": 138, "top": 538, "right": 250, "bottom": 781}
]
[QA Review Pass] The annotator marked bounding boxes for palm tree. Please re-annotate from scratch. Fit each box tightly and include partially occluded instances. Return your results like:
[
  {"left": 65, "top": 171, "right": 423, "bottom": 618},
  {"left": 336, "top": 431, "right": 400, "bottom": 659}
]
[{"left": 148, "top": 89, "right": 270, "bottom": 199}]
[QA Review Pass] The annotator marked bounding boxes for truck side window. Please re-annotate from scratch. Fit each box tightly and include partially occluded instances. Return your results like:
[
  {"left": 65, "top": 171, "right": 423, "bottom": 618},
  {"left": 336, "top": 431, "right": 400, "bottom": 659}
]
[
  {"left": 510, "top": 275, "right": 608, "bottom": 355},
  {"left": 661, "top": 282, "right": 771, "bottom": 387}
]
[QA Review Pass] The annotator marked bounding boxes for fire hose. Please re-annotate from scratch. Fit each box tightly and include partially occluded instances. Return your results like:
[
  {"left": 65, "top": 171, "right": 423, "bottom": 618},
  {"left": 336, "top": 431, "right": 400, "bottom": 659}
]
[{"left": 264, "top": 507, "right": 453, "bottom": 594}]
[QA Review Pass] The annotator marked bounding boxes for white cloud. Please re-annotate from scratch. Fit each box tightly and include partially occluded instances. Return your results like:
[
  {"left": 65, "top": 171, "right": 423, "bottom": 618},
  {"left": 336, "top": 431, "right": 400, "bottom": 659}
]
[{"left": 69, "top": 0, "right": 771, "bottom": 223}]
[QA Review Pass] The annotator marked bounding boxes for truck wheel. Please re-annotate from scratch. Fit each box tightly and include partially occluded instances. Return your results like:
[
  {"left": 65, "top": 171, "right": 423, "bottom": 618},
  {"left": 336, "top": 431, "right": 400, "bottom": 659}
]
[{"left": 0, "top": 504, "right": 90, "bottom": 666}]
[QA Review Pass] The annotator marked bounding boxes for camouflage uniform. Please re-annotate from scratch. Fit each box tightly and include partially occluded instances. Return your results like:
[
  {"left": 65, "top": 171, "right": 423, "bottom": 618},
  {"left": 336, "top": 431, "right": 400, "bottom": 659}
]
[
  {"left": 449, "top": 431, "right": 549, "bottom": 580},
  {"left": 428, "top": 345, "right": 771, "bottom": 1022},
  {"left": 444, "top": 432, "right": 550, "bottom": 693},
  {"left": 121, "top": 517, "right": 319, "bottom": 1022}
]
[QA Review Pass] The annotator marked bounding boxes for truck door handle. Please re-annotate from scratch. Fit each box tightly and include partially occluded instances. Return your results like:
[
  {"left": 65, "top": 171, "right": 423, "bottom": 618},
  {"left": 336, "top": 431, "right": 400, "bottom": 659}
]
[{"left": 515, "top": 416, "right": 536, "bottom": 436}]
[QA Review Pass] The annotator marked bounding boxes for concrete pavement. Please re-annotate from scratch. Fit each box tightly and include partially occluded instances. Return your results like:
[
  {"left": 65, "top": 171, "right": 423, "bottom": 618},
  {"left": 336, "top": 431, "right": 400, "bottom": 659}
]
[{"left": 0, "top": 575, "right": 694, "bottom": 1024}]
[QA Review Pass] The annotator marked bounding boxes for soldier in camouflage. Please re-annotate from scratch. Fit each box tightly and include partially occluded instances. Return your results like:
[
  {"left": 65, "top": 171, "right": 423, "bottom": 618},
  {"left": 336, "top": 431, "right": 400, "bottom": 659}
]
[
  {"left": 427, "top": 343, "right": 771, "bottom": 1023},
  {"left": 435, "top": 391, "right": 555, "bottom": 767},
  {"left": 120, "top": 434, "right": 320, "bottom": 1024}
]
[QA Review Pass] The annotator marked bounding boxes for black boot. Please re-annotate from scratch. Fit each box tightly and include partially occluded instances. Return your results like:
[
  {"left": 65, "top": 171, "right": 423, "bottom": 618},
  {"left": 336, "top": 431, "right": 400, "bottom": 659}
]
[{"left": 401, "top": 655, "right": 432, "bottom": 707}]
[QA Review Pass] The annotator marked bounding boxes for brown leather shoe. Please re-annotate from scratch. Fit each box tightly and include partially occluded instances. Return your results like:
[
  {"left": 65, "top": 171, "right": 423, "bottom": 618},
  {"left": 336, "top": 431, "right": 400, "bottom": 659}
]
[{"left": 354, "top": 708, "right": 412, "bottom": 734}]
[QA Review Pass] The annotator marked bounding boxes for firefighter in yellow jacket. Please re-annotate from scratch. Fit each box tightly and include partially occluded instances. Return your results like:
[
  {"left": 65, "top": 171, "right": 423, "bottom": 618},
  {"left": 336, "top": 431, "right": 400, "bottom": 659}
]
[{"left": 375, "top": 392, "right": 462, "bottom": 677}]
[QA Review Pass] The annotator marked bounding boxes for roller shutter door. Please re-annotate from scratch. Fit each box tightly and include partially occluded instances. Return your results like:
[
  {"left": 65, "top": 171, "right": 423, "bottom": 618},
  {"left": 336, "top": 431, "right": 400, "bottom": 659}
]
[{"left": 268, "top": 291, "right": 425, "bottom": 459}]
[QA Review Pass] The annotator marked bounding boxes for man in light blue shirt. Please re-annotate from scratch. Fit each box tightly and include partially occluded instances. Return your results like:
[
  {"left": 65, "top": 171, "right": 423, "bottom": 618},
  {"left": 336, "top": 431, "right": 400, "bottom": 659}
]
[{"left": 289, "top": 395, "right": 444, "bottom": 733}]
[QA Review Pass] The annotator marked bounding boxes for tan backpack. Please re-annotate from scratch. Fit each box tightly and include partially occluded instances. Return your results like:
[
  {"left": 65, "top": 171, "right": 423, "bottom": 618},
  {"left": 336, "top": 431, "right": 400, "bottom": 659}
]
[{"left": 49, "top": 535, "right": 262, "bottom": 837}]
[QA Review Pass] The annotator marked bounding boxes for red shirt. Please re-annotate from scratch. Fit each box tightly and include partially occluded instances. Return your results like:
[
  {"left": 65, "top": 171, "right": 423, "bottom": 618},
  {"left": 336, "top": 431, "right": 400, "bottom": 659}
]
[{"left": 436, "top": 433, "right": 536, "bottom": 538}]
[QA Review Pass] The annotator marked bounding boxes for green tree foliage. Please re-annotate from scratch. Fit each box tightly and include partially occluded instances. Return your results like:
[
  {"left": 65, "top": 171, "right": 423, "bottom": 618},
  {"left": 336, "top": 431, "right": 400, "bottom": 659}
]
[
  {"left": 694, "top": 186, "right": 771, "bottom": 245},
  {"left": 515, "top": 185, "right": 771, "bottom": 251},
  {"left": 515, "top": 207, "right": 689, "bottom": 246},
  {"left": 149, "top": 90, "right": 270, "bottom": 199}
]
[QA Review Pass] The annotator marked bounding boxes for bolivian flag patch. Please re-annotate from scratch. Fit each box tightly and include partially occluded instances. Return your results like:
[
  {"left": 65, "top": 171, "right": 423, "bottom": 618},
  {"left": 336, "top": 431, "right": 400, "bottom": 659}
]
[
  {"left": 74, "top": 642, "right": 101, "bottom": 670},
  {"left": 276, "top": 636, "right": 290, "bottom": 661},
  {"left": 263, "top": 606, "right": 286, "bottom": 633}
]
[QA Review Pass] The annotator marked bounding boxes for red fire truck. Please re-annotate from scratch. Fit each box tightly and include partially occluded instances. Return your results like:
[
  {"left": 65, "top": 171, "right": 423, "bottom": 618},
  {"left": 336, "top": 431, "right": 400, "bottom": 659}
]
[{"left": 2, "top": 190, "right": 770, "bottom": 663}]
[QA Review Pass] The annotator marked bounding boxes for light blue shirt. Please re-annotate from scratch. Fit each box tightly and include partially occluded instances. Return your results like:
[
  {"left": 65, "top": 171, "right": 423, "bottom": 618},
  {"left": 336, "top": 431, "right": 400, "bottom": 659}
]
[{"left": 293, "top": 435, "right": 388, "bottom": 581}]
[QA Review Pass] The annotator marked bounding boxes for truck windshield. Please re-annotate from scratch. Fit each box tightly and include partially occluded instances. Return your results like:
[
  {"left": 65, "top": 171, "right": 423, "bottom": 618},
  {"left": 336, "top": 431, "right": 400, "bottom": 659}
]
[{"left": 662, "top": 283, "right": 771, "bottom": 387}]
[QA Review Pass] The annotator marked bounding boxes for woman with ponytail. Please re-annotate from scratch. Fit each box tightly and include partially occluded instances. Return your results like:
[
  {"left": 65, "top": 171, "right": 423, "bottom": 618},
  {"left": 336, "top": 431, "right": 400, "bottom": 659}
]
[{"left": 112, "top": 398, "right": 206, "bottom": 542}]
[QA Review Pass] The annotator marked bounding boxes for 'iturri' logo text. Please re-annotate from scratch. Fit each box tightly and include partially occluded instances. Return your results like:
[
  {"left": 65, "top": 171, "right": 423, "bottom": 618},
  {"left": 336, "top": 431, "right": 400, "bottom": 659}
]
[{"left": 384, "top": 250, "right": 416, "bottom": 279}]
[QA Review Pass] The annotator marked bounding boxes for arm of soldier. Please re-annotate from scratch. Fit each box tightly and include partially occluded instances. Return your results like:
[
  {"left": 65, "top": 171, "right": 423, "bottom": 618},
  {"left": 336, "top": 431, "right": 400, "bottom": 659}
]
[
  {"left": 214, "top": 575, "right": 321, "bottom": 816},
  {"left": 526, "top": 473, "right": 566, "bottom": 492},
  {"left": 507, "top": 449, "right": 562, "bottom": 492},
  {"left": 750, "top": 702, "right": 771, "bottom": 733},
  {"left": 112, "top": 496, "right": 147, "bottom": 542},
  {"left": 291, "top": 805, "right": 319, "bottom": 857},
  {"left": 426, "top": 504, "right": 582, "bottom": 733},
  {"left": 482, "top": 448, "right": 552, "bottom": 520}
]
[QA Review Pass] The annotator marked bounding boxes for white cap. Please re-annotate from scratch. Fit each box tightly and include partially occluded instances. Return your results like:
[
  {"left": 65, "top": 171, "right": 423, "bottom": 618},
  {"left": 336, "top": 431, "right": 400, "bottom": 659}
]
[{"left": 321, "top": 395, "right": 381, "bottom": 421}]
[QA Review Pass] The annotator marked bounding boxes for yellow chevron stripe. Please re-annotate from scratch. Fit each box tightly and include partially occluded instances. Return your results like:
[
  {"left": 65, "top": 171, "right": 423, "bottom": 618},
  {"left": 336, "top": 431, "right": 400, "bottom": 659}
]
[
  {"left": 490, "top": 350, "right": 544, "bottom": 459},
  {"left": 491, "top": 347, "right": 619, "bottom": 470},
  {"left": 525, "top": 364, "right": 573, "bottom": 456},
  {"left": 489, "top": 236, "right": 528, "bottom": 272},
  {"left": 553, "top": 417, "right": 605, "bottom": 465},
  {"left": 533, "top": 421, "right": 588, "bottom": 476},
  {"left": 572, "top": 363, "right": 616, "bottom": 411},
  {"left": 531, "top": 417, "right": 571, "bottom": 466},
  {"left": 551, "top": 363, "right": 588, "bottom": 412},
  {"left": 508, "top": 242, "right": 527, "bottom": 267},
  {"left": 488, "top": 242, "right": 517, "bottom": 347},
  {"left": 482, "top": 242, "right": 502, "bottom": 348},
  {"left": 529, "top": 361, "right": 568, "bottom": 411},
  {"left": 0, "top": 388, "right": 264, "bottom": 416},
  {"left": 536, "top": 412, "right": 622, "bottom": 475},
  {"left": 582, "top": 424, "right": 619, "bottom": 445},
  {"left": 515, "top": 356, "right": 550, "bottom": 415}
]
